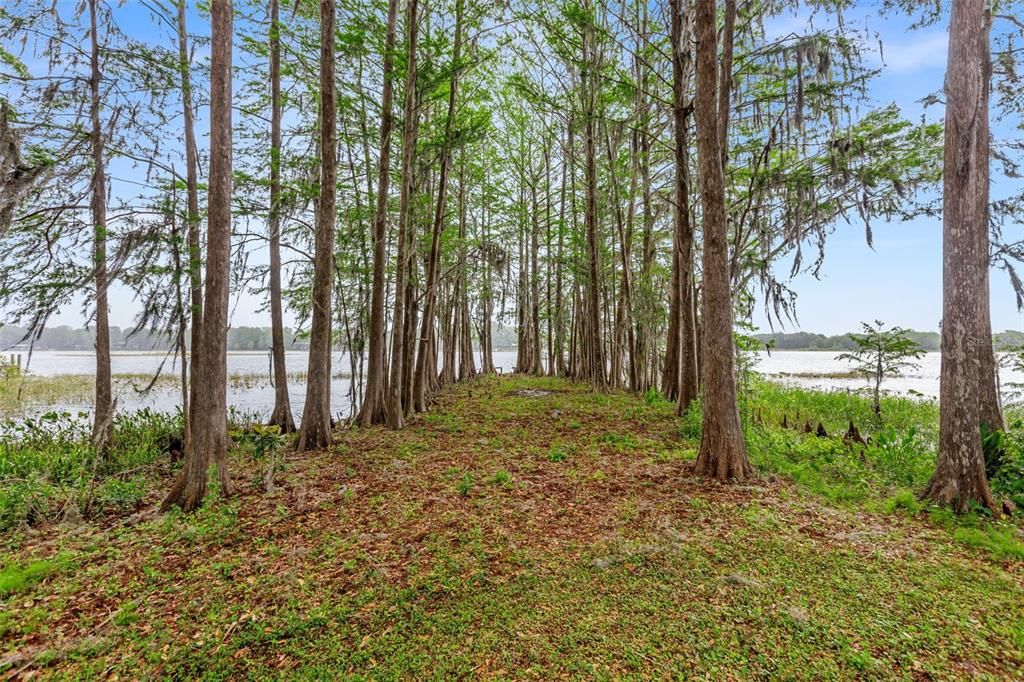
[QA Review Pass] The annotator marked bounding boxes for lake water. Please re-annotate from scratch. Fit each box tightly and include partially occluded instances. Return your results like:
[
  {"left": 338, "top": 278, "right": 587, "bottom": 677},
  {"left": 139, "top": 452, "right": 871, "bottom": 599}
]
[
  {"left": 8, "top": 349, "right": 1021, "bottom": 419},
  {"left": 9, "top": 350, "right": 520, "bottom": 420}
]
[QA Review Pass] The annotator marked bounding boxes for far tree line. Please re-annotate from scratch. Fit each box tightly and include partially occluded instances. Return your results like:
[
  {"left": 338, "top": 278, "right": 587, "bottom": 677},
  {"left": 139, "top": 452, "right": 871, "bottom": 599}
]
[
  {"left": 1, "top": 0, "right": 1022, "bottom": 514},
  {"left": 24, "top": 324, "right": 1024, "bottom": 355},
  {"left": 0, "top": 324, "right": 309, "bottom": 353}
]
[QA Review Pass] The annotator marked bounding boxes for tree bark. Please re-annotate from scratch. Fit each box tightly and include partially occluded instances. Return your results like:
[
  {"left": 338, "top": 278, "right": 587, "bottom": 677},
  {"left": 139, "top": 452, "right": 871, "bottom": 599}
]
[
  {"left": 165, "top": 0, "right": 234, "bottom": 511},
  {"left": 175, "top": 0, "right": 202, "bottom": 453},
  {"left": 297, "top": 0, "right": 337, "bottom": 451},
  {"left": 456, "top": 148, "right": 476, "bottom": 381},
  {"left": 553, "top": 121, "right": 568, "bottom": 376},
  {"left": 671, "top": 0, "right": 698, "bottom": 413},
  {"left": 692, "top": 0, "right": 752, "bottom": 481},
  {"left": 414, "top": 0, "right": 463, "bottom": 411},
  {"left": 386, "top": 0, "right": 420, "bottom": 429},
  {"left": 267, "top": 0, "right": 295, "bottom": 433},
  {"left": 976, "top": 19, "right": 1004, "bottom": 435},
  {"left": 921, "top": 0, "right": 998, "bottom": 514},
  {"left": 358, "top": 0, "right": 400, "bottom": 427},
  {"left": 88, "top": 0, "right": 114, "bottom": 453},
  {"left": 581, "top": 2, "right": 605, "bottom": 390}
]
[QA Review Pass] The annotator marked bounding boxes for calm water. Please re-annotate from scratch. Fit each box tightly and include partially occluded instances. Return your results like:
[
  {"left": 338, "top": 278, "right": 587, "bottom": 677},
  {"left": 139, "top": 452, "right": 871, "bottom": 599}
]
[
  {"left": 9, "top": 349, "right": 1020, "bottom": 419},
  {"left": 757, "top": 350, "right": 1024, "bottom": 400},
  {"left": 12, "top": 350, "right": 520, "bottom": 419}
]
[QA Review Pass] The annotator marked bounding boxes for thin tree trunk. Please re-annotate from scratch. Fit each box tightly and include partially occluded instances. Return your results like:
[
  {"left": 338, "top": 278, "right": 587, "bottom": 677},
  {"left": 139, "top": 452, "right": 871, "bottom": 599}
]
[
  {"left": 386, "top": 0, "right": 420, "bottom": 429},
  {"left": 581, "top": 3, "right": 605, "bottom": 390},
  {"left": 457, "top": 148, "right": 475, "bottom": 380},
  {"left": 692, "top": 0, "right": 752, "bottom": 481},
  {"left": 976, "top": 24, "right": 1004, "bottom": 435},
  {"left": 554, "top": 121, "right": 569, "bottom": 376},
  {"left": 175, "top": 0, "right": 202, "bottom": 453},
  {"left": 922, "top": 0, "right": 998, "bottom": 514},
  {"left": 88, "top": 0, "right": 114, "bottom": 453},
  {"left": 414, "top": 0, "right": 463, "bottom": 411},
  {"left": 298, "top": 0, "right": 337, "bottom": 451},
  {"left": 267, "top": 0, "right": 294, "bottom": 433},
  {"left": 358, "top": 0, "right": 399, "bottom": 427},
  {"left": 165, "top": 0, "right": 234, "bottom": 511},
  {"left": 530, "top": 173, "right": 543, "bottom": 375},
  {"left": 670, "top": 0, "right": 698, "bottom": 411}
]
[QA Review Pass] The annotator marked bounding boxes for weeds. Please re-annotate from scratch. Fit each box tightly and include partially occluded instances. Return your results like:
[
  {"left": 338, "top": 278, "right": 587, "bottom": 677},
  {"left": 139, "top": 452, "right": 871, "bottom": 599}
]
[{"left": 0, "top": 409, "right": 182, "bottom": 530}]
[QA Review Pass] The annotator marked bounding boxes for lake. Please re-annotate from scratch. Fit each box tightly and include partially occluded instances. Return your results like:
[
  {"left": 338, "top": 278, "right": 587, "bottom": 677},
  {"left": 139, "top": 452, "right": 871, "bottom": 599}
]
[
  {"left": 7, "top": 349, "right": 1020, "bottom": 419},
  {"left": 9, "top": 350, "right": 519, "bottom": 420}
]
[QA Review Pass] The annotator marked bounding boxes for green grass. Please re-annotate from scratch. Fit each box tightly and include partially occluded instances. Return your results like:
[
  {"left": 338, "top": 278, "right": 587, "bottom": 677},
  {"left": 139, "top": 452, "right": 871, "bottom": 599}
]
[
  {"left": 0, "top": 555, "right": 66, "bottom": 596},
  {"left": 0, "top": 408, "right": 229, "bottom": 530},
  {"left": 0, "top": 374, "right": 1022, "bottom": 679}
]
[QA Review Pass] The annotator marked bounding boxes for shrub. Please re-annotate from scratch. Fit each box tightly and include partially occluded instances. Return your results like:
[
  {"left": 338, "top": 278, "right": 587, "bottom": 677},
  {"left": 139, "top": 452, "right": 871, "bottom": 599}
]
[
  {"left": 678, "top": 400, "right": 702, "bottom": 441},
  {"left": 992, "top": 429, "right": 1024, "bottom": 508}
]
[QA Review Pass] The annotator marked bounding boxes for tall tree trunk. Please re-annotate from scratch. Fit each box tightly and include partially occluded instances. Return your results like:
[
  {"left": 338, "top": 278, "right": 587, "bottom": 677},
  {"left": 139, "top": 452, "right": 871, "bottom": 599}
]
[
  {"left": 581, "top": 4, "right": 605, "bottom": 390},
  {"left": 976, "top": 21, "right": 1003, "bottom": 436},
  {"left": 544, "top": 140, "right": 554, "bottom": 375},
  {"left": 676, "top": 131, "right": 699, "bottom": 415},
  {"left": 921, "top": 0, "right": 998, "bottom": 514},
  {"left": 480, "top": 195, "right": 497, "bottom": 375},
  {"left": 633, "top": 0, "right": 654, "bottom": 393},
  {"left": 386, "top": 0, "right": 420, "bottom": 429},
  {"left": 670, "top": 0, "right": 698, "bottom": 411},
  {"left": 165, "top": 0, "right": 234, "bottom": 511},
  {"left": 414, "top": 0, "right": 463, "bottom": 411},
  {"left": 692, "top": 0, "right": 752, "bottom": 481},
  {"left": 176, "top": 0, "right": 202, "bottom": 453},
  {"left": 457, "top": 148, "right": 476, "bottom": 380},
  {"left": 88, "top": 0, "right": 114, "bottom": 452},
  {"left": 554, "top": 121, "right": 569, "bottom": 376},
  {"left": 605, "top": 124, "right": 634, "bottom": 390},
  {"left": 298, "top": 0, "right": 337, "bottom": 451},
  {"left": 515, "top": 165, "right": 532, "bottom": 374},
  {"left": 359, "top": 0, "right": 399, "bottom": 427},
  {"left": 530, "top": 174, "right": 543, "bottom": 374},
  {"left": 267, "top": 0, "right": 294, "bottom": 433}
]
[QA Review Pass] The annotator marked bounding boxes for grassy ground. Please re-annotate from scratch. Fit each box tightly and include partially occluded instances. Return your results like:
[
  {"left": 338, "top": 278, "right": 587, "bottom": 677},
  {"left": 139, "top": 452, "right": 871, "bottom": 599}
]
[{"left": 2, "top": 375, "right": 1023, "bottom": 679}]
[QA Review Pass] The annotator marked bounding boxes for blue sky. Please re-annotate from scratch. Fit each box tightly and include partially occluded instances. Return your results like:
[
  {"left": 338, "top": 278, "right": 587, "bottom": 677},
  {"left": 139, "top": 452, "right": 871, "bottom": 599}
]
[
  {"left": 752, "top": 3, "right": 1023, "bottom": 335},
  {"left": 44, "top": 1, "right": 1024, "bottom": 336}
]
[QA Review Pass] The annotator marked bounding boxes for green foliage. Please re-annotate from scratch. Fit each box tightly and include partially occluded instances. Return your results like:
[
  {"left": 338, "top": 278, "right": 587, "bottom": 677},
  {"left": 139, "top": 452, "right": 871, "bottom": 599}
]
[
  {"left": 678, "top": 400, "right": 703, "bottom": 441},
  {"left": 598, "top": 432, "right": 639, "bottom": 451},
  {"left": 231, "top": 423, "right": 285, "bottom": 460},
  {"left": 883, "top": 490, "right": 922, "bottom": 515},
  {"left": 456, "top": 472, "right": 474, "bottom": 497},
  {"left": 643, "top": 387, "right": 668, "bottom": 406},
  {"left": 0, "top": 555, "right": 66, "bottom": 596},
  {"left": 952, "top": 526, "right": 1024, "bottom": 561},
  {"left": 836, "top": 321, "right": 926, "bottom": 418},
  {"left": 992, "top": 426, "right": 1024, "bottom": 508},
  {"left": 982, "top": 423, "right": 1009, "bottom": 480},
  {"left": 546, "top": 444, "right": 568, "bottom": 462},
  {"left": 0, "top": 410, "right": 183, "bottom": 530},
  {"left": 489, "top": 470, "right": 512, "bottom": 486},
  {"left": 747, "top": 382, "right": 938, "bottom": 502}
]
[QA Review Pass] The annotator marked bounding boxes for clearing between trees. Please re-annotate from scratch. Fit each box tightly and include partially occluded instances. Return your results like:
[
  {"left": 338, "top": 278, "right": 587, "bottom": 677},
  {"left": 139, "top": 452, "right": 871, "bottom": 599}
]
[{"left": 2, "top": 375, "right": 1023, "bottom": 679}]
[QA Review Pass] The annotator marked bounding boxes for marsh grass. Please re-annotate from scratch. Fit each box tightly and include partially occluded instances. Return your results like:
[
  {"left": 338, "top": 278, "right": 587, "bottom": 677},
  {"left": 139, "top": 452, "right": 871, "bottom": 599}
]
[
  {"left": 740, "top": 380, "right": 1024, "bottom": 559},
  {"left": 0, "top": 409, "right": 183, "bottom": 529},
  {"left": 0, "top": 370, "right": 350, "bottom": 419}
]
